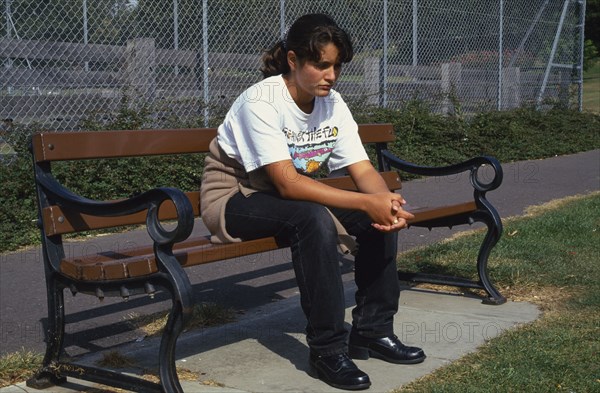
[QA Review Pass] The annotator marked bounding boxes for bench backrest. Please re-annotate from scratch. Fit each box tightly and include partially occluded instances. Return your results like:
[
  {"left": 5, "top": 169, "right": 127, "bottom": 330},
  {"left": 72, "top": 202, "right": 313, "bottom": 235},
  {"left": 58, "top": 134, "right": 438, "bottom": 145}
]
[
  {"left": 31, "top": 125, "right": 395, "bottom": 162},
  {"left": 32, "top": 124, "right": 400, "bottom": 237}
]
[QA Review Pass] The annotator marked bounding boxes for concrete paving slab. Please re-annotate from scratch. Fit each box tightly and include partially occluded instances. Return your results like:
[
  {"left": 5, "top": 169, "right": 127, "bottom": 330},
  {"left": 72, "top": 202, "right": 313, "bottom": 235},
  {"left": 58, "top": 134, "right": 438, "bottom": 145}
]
[
  {"left": 160, "top": 286, "right": 539, "bottom": 393},
  {"left": 0, "top": 285, "right": 540, "bottom": 393}
]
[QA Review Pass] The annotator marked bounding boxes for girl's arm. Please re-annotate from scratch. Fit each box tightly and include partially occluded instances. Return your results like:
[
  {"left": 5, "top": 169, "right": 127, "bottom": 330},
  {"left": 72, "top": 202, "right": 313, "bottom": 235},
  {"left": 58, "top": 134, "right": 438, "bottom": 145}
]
[
  {"left": 347, "top": 160, "right": 414, "bottom": 231},
  {"left": 263, "top": 159, "right": 413, "bottom": 231}
]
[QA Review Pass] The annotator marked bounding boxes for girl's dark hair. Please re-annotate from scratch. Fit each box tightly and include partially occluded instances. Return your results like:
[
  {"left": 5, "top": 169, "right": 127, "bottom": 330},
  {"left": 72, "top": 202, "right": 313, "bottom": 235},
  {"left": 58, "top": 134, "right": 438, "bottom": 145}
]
[{"left": 260, "top": 13, "right": 354, "bottom": 78}]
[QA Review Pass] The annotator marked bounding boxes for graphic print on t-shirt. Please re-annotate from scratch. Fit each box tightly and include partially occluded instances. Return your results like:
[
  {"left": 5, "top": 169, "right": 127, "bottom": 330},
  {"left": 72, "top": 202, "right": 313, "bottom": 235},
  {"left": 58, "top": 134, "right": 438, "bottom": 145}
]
[{"left": 284, "top": 125, "right": 339, "bottom": 174}]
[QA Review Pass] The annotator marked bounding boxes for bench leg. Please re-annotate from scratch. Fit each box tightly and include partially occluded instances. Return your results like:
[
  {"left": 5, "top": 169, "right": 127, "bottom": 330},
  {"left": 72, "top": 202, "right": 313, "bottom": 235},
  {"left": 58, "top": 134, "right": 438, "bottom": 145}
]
[
  {"left": 27, "top": 273, "right": 67, "bottom": 389},
  {"left": 475, "top": 208, "right": 506, "bottom": 305},
  {"left": 397, "top": 203, "right": 506, "bottom": 305},
  {"left": 155, "top": 246, "right": 194, "bottom": 393},
  {"left": 158, "top": 301, "right": 187, "bottom": 393}
]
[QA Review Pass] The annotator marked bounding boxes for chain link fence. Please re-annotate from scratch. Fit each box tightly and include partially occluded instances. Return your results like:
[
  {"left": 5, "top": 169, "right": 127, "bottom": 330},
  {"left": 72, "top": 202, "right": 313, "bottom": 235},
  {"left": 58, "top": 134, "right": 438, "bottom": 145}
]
[{"left": 1, "top": 0, "right": 586, "bottom": 157}]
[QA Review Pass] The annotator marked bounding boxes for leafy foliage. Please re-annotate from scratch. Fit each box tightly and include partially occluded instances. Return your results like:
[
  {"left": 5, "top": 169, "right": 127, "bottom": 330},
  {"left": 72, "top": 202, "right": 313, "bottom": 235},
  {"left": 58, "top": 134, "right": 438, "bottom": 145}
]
[
  {"left": 583, "top": 39, "right": 599, "bottom": 71},
  {"left": 1, "top": 103, "right": 599, "bottom": 253},
  {"left": 352, "top": 101, "right": 600, "bottom": 168}
]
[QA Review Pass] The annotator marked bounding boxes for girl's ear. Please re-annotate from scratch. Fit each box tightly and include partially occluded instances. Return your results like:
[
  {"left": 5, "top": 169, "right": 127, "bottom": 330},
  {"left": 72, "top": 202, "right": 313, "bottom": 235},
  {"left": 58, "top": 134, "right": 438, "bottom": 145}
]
[{"left": 287, "top": 50, "right": 298, "bottom": 72}]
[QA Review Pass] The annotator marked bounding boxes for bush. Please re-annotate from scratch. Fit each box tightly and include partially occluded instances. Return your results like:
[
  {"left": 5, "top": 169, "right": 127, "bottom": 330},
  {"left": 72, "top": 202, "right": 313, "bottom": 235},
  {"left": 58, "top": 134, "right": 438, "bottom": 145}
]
[
  {"left": 583, "top": 39, "right": 599, "bottom": 71},
  {"left": 354, "top": 101, "right": 599, "bottom": 168},
  {"left": 1, "top": 125, "right": 44, "bottom": 251},
  {"left": 1, "top": 104, "right": 599, "bottom": 253},
  {"left": 0, "top": 124, "right": 207, "bottom": 252}
]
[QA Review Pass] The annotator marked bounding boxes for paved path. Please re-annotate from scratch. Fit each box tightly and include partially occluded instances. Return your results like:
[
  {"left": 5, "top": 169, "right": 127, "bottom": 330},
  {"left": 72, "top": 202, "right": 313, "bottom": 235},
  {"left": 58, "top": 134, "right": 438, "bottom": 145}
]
[
  {"left": 0, "top": 149, "right": 598, "bottom": 392},
  {"left": 1, "top": 286, "right": 541, "bottom": 393}
]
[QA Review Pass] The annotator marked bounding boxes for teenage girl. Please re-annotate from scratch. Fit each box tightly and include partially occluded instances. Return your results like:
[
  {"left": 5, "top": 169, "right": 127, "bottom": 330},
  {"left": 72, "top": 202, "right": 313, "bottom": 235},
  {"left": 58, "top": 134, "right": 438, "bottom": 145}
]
[{"left": 200, "top": 13, "right": 425, "bottom": 391}]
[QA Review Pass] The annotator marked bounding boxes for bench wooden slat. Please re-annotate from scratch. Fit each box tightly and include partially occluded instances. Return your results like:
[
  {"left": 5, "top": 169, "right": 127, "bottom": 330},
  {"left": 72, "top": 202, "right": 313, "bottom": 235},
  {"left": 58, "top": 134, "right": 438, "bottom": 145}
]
[
  {"left": 407, "top": 201, "right": 477, "bottom": 225},
  {"left": 357, "top": 123, "right": 395, "bottom": 143},
  {"left": 58, "top": 201, "right": 479, "bottom": 282},
  {"left": 60, "top": 236, "right": 280, "bottom": 281},
  {"left": 32, "top": 128, "right": 218, "bottom": 162},
  {"left": 318, "top": 170, "right": 401, "bottom": 191},
  {"left": 42, "top": 192, "right": 201, "bottom": 236},
  {"left": 41, "top": 171, "right": 402, "bottom": 236},
  {"left": 31, "top": 124, "right": 395, "bottom": 163}
]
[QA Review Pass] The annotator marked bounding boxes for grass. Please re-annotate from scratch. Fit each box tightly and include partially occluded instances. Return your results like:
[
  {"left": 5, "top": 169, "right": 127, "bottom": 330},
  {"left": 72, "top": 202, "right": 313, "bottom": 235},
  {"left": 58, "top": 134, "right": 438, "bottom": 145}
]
[
  {"left": 125, "top": 302, "right": 237, "bottom": 337},
  {"left": 95, "top": 351, "right": 136, "bottom": 369},
  {"left": 583, "top": 59, "right": 600, "bottom": 113},
  {"left": 395, "top": 192, "right": 600, "bottom": 392},
  {"left": 0, "top": 350, "right": 43, "bottom": 387}
]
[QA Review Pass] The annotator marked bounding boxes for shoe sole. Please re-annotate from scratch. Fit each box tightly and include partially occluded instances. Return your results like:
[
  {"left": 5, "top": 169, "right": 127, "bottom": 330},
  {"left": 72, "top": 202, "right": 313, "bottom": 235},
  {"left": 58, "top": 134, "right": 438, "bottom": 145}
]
[{"left": 348, "top": 345, "right": 426, "bottom": 365}]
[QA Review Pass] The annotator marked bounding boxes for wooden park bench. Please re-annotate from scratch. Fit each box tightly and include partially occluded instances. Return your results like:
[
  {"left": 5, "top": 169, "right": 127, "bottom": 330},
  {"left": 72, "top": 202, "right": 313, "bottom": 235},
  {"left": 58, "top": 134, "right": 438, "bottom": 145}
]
[{"left": 27, "top": 124, "right": 505, "bottom": 393}]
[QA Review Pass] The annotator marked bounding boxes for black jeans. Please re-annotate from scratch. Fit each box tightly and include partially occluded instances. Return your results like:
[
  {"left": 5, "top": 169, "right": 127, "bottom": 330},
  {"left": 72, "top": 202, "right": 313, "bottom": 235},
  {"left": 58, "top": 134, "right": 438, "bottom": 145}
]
[{"left": 225, "top": 192, "right": 400, "bottom": 356}]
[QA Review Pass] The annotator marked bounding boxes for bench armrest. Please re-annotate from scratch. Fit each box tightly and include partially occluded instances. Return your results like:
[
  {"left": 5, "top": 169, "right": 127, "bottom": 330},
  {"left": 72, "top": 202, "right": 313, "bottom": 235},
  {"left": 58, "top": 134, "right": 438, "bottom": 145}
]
[
  {"left": 36, "top": 171, "right": 194, "bottom": 246},
  {"left": 381, "top": 149, "right": 503, "bottom": 193}
]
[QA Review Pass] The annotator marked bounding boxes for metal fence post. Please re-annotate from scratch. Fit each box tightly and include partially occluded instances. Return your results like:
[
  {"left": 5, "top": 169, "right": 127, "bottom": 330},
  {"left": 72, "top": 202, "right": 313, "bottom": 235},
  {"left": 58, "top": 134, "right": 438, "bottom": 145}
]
[
  {"left": 83, "top": 0, "right": 89, "bottom": 72},
  {"left": 4, "top": 0, "right": 13, "bottom": 94},
  {"left": 497, "top": 0, "right": 504, "bottom": 111},
  {"left": 576, "top": 0, "right": 586, "bottom": 112},
  {"left": 280, "top": 0, "right": 286, "bottom": 40},
  {"left": 174, "top": 0, "right": 179, "bottom": 76},
  {"left": 412, "top": 0, "right": 418, "bottom": 66},
  {"left": 382, "top": 0, "right": 388, "bottom": 107},
  {"left": 202, "top": 0, "right": 209, "bottom": 126}
]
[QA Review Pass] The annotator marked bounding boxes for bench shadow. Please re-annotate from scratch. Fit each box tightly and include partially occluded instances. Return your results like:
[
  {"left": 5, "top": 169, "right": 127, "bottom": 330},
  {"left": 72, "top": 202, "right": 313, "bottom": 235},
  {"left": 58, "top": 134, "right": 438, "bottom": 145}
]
[
  {"left": 40, "top": 245, "right": 493, "bottom": 373},
  {"left": 41, "top": 253, "right": 356, "bottom": 359}
]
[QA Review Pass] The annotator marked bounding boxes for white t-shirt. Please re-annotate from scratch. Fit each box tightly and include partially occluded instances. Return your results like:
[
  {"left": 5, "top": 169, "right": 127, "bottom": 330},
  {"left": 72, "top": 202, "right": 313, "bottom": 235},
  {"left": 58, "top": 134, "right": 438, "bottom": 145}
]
[{"left": 217, "top": 75, "right": 368, "bottom": 175}]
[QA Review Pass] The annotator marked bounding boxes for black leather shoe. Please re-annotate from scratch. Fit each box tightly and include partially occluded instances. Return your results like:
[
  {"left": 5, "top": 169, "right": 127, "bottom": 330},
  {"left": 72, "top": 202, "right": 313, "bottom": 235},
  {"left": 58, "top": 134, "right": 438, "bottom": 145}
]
[
  {"left": 309, "top": 352, "right": 371, "bottom": 390},
  {"left": 349, "top": 332, "right": 426, "bottom": 364}
]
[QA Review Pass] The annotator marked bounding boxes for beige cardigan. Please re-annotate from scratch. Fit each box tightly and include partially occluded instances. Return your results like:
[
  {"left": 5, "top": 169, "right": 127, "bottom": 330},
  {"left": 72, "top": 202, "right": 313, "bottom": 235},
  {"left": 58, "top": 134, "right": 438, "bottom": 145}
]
[{"left": 200, "top": 137, "right": 356, "bottom": 254}]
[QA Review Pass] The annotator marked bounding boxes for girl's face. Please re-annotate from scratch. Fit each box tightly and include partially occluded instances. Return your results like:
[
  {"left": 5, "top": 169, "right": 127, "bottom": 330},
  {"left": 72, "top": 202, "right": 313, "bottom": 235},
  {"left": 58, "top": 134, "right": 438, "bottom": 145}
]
[{"left": 287, "top": 42, "right": 342, "bottom": 108}]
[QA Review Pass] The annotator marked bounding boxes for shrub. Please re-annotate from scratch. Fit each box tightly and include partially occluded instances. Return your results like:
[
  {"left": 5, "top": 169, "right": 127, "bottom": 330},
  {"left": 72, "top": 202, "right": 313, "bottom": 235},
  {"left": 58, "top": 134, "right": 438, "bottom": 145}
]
[
  {"left": 1, "top": 104, "right": 599, "bottom": 253},
  {"left": 583, "top": 39, "right": 599, "bottom": 71}
]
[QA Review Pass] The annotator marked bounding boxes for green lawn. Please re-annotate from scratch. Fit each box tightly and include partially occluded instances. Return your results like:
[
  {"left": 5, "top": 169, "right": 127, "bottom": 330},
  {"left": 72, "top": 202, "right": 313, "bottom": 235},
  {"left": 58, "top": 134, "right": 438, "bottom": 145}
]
[{"left": 394, "top": 192, "right": 600, "bottom": 392}]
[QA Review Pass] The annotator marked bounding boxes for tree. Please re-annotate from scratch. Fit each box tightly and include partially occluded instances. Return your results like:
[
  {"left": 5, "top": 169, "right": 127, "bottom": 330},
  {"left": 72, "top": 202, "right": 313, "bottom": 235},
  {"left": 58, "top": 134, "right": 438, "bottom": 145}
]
[{"left": 585, "top": 0, "right": 599, "bottom": 50}]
